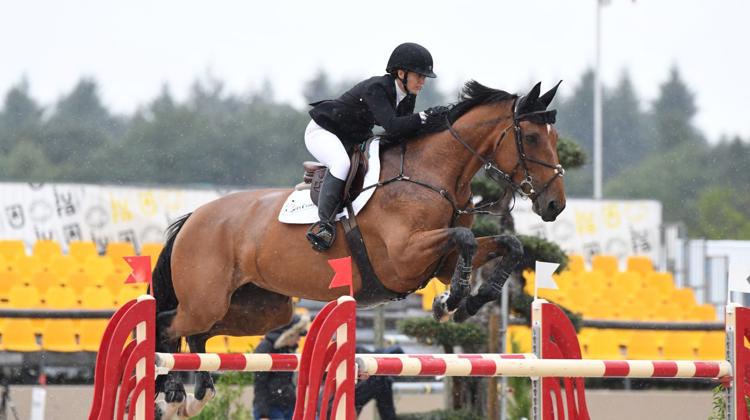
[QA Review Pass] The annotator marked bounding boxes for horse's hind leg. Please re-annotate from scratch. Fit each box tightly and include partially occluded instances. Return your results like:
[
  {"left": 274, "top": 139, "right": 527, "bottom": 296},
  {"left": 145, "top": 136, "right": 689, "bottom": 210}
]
[
  {"left": 154, "top": 310, "right": 186, "bottom": 420},
  {"left": 174, "top": 333, "right": 216, "bottom": 418}
]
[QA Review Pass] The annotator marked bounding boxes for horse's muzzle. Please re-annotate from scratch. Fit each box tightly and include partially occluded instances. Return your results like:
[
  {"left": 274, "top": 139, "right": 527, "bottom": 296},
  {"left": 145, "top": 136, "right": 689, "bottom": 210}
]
[{"left": 534, "top": 197, "right": 565, "bottom": 222}]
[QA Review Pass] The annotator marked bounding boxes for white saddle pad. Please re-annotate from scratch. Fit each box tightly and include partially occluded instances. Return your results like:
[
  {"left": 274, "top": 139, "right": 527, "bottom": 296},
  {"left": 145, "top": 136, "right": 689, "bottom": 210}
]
[{"left": 278, "top": 139, "right": 381, "bottom": 224}]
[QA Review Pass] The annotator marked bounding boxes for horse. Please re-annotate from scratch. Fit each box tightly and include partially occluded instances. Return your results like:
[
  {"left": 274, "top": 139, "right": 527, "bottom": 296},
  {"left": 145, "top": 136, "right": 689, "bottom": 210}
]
[{"left": 151, "top": 80, "right": 566, "bottom": 418}]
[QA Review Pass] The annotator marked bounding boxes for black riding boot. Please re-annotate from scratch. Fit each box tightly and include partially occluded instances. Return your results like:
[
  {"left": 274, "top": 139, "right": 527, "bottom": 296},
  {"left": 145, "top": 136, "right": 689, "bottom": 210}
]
[{"left": 306, "top": 172, "right": 346, "bottom": 251}]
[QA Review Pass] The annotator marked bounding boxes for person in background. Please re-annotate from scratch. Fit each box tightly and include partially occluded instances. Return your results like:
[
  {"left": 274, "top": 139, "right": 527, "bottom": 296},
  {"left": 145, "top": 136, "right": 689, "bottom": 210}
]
[
  {"left": 353, "top": 344, "right": 403, "bottom": 420},
  {"left": 252, "top": 313, "right": 310, "bottom": 420}
]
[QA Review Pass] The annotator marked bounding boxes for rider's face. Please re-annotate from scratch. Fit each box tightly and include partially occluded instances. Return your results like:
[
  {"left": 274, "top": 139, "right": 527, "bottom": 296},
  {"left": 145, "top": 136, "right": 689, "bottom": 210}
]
[{"left": 397, "top": 70, "right": 426, "bottom": 94}]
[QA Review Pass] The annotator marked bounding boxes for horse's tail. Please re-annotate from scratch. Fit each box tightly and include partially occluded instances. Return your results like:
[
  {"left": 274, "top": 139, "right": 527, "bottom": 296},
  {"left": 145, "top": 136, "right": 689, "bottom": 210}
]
[{"left": 151, "top": 213, "right": 191, "bottom": 315}]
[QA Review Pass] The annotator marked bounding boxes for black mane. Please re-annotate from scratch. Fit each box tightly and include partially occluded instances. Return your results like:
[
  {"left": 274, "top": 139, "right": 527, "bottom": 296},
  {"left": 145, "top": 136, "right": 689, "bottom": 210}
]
[{"left": 383, "top": 80, "right": 518, "bottom": 143}]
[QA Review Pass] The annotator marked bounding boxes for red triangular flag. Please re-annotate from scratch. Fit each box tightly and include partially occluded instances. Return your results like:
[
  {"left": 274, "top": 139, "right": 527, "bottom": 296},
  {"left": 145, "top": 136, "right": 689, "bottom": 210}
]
[
  {"left": 124, "top": 256, "right": 152, "bottom": 291},
  {"left": 328, "top": 256, "right": 353, "bottom": 296}
]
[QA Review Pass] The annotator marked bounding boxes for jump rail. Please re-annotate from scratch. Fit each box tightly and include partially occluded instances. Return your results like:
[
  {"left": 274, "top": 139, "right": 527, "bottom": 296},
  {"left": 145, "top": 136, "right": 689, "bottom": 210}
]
[{"left": 88, "top": 295, "right": 750, "bottom": 420}]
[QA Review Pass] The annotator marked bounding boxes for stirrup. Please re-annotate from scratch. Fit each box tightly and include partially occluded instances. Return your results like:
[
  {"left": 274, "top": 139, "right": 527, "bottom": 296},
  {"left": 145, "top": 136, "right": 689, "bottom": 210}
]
[{"left": 306, "top": 221, "right": 336, "bottom": 252}]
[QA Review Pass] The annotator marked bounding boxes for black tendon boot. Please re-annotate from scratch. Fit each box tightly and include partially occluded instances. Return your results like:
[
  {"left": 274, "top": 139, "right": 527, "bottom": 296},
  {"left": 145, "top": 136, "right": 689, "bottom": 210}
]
[{"left": 306, "top": 172, "right": 346, "bottom": 251}]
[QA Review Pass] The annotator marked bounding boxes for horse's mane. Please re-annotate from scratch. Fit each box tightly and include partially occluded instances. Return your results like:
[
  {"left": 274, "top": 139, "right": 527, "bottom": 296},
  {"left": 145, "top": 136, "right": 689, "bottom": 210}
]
[{"left": 382, "top": 80, "right": 518, "bottom": 143}]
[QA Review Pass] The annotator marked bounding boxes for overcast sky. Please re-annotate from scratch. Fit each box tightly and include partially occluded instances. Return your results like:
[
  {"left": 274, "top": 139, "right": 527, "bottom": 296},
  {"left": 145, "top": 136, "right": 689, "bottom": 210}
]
[{"left": 2, "top": 0, "right": 748, "bottom": 141}]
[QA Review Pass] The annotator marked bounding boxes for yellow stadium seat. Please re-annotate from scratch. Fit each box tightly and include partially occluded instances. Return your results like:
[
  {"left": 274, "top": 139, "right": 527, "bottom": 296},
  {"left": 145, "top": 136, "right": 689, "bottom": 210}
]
[
  {"left": 140, "top": 243, "right": 164, "bottom": 266},
  {"left": 645, "top": 272, "right": 676, "bottom": 295},
  {"left": 697, "top": 332, "right": 725, "bottom": 360},
  {"left": 80, "top": 286, "right": 116, "bottom": 309},
  {"left": 45, "top": 285, "right": 79, "bottom": 309},
  {"left": 32, "top": 240, "right": 62, "bottom": 261},
  {"left": 611, "top": 272, "right": 643, "bottom": 296},
  {"left": 206, "top": 336, "right": 229, "bottom": 353},
  {"left": 29, "top": 271, "right": 60, "bottom": 295},
  {"left": 0, "top": 268, "right": 22, "bottom": 301},
  {"left": 8, "top": 285, "right": 43, "bottom": 308},
  {"left": 79, "top": 320, "right": 109, "bottom": 352},
  {"left": 626, "top": 331, "right": 665, "bottom": 359},
  {"left": 8, "top": 255, "right": 36, "bottom": 279},
  {"left": 82, "top": 256, "right": 115, "bottom": 277},
  {"left": 505, "top": 325, "right": 532, "bottom": 353},
  {"left": 0, "top": 319, "right": 41, "bottom": 351},
  {"left": 626, "top": 256, "right": 654, "bottom": 276},
  {"left": 672, "top": 288, "right": 697, "bottom": 311},
  {"left": 35, "top": 255, "right": 76, "bottom": 278},
  {"left": 652, "top": 303, "right": 683, "bottom": 321},
  {"left": 102, "top": 272, "right": 129, "bottom": 296},
  {"left": 105, "top": 242, "right": 137, "bottom": 274},
  {"left": 65, "top": 272, "right": 99, "bottom": 295},
  {"left": 618, "top": 301, "right": 657, "bottom": 321},
  {"left": 41, "top": 319, "right": 80, "bottom": 352},
  {"left": 688, "top": 304, "right": 717, "bottom": 321},
  {"left": 566, "top": 254, "right": 585, "bottom": 274},
  {"left": 0, "top": 240, "right": 27, "bottom": 260},
  {"left": 585, "top": 329, "right": 625, "bottom": 359},
  {"left": 69, "top": 241, "right": 99, "bottom": 262},
  {"left": 663, "top": 331, "right": 702, "bottom": 360},
  {"left": 116, "top": 284, "right": 149, "bottom": 305},
  {"left": 577, "top": 271, "right": 608, "bottom": 295},
  {"left": 591, "top": 255, "right": 619, "bottom": 277},
  {"left": 586, "top": 296, "right": 627, "bottom": 320},
  {"left": 227, "top": 336, "right": 262, "bottom": 353}
]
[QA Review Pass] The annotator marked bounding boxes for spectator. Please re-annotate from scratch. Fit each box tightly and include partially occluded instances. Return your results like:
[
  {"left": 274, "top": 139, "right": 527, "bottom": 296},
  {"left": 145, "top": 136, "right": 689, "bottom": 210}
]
[{"left": 253, "top": 313, "right": 310, "bottom": 420}]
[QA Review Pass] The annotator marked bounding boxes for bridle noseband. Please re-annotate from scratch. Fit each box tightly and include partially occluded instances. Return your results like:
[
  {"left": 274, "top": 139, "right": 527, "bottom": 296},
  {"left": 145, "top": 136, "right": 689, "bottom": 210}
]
[{"left": 446, "top": 97, "right": 564, "bottom": 209}]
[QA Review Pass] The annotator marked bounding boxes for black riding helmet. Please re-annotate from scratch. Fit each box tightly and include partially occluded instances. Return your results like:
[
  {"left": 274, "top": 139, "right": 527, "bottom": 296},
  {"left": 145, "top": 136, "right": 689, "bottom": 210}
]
[{"left": 386, "top": 42, "right": 437, "bottom": 78}]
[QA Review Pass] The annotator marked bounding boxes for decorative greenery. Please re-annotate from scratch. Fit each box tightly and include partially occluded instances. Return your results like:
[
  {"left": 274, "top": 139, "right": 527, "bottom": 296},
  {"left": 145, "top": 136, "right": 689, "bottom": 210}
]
[
  {"left": 398, "top": 317, "right": 487, "bottom": 353},
  {"left": 396, "top": 409, "right": 483, "bottom": 420},
  {"left": 516, "top": 235, "right": 569, "bottom": 273},
  {"left": 193, "top": 372, "right": 254, "bottom": 420},
  {"left": 506, "top": 337, "right": 531, "bottom": 420},
  {"left": 556, "top": 137, "right": 587, "bottom": 169}
]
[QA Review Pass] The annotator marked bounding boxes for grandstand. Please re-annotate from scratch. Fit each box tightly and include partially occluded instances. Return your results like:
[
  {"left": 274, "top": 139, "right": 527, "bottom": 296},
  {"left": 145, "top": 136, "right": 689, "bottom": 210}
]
[{"left": 0, "top": 239, "right": 725, "bottom": 382}]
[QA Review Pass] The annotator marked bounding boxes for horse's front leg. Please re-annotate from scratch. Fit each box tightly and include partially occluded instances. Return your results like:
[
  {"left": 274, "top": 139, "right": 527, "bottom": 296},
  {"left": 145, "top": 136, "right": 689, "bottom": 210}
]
[
  {"left": 451, "top": 234, "right": 523, "bottom": 322},
  {"left": 431, "top": 227, "right": 477, "bottom": 322}
]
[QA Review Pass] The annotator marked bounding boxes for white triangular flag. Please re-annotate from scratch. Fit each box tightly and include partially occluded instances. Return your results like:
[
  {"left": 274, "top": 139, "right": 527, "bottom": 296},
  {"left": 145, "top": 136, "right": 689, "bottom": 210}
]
[
  {"left": 728, "top": 260, "right": 750, "bottom": 293},
  {"left": 535, "top": 261, "right": 560, "bottom": 290}
]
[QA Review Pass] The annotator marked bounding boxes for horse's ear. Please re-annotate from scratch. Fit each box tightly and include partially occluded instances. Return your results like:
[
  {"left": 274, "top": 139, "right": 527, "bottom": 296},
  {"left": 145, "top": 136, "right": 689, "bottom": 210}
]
[
  {"left": 526, "top": 82, "right": 542, "bottom": 104},
  {"left": 539, "top": 80, "right": 562, "bottom": 108}
]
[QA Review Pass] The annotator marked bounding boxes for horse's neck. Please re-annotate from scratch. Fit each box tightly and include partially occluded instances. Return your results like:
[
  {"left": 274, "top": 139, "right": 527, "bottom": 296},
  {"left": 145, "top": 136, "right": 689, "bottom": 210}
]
[{"left": 393, "top": 104, "right": 510, "bottom": 203}]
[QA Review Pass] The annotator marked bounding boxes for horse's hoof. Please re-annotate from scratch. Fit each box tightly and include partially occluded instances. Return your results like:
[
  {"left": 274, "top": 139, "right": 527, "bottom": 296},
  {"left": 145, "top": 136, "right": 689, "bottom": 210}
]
[
  {"left": 452, "top": 302, "right": 472, "bottom": 323},
  {"left": 194, "top": 378, "right": 216, "bottom": 401},
  {"left": 432, "top": 292, "right": 453, "bottom": 323},
  {"left": 164, "top": 379, "right": 186, "bottom": 404}
]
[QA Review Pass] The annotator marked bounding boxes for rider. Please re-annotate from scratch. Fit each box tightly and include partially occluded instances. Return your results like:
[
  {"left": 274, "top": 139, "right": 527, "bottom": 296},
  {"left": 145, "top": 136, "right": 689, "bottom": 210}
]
[{"left": 305, "top": 42, "right": 443, "bottom": 251}]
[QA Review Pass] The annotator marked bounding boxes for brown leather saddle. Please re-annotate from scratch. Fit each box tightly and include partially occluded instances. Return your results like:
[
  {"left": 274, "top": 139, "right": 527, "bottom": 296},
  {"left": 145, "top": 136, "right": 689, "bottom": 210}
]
[{"left": 297, "top": 138, "right": 373, "bottom": 206}]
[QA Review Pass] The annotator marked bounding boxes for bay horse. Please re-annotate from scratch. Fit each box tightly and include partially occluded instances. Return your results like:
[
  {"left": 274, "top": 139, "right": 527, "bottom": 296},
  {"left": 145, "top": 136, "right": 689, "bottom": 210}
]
[{"left": 151, "top": 80, "right": 566, "bottom": 418}]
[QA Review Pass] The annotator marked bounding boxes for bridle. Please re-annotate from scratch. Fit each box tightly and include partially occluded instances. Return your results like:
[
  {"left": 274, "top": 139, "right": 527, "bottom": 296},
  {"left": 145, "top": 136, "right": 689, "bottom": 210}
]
[
  {"left": 360, "top": 97, "right": 564, "bottom": 220},
  {"left": 446, "top": 97, "right": 564, "bottom": 212}
]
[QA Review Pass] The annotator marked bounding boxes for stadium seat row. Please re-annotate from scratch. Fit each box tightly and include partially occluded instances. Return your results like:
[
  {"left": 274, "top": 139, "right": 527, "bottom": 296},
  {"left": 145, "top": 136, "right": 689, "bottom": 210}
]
[{"left": 505, "top": 325, "right": 725, "bottom": 361}]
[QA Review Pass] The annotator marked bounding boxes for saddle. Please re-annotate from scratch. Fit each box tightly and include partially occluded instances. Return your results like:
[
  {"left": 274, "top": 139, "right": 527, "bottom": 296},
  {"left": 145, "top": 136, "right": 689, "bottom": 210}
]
[{"left": 296, "top": 138, "right": 373, "bottom": 206}]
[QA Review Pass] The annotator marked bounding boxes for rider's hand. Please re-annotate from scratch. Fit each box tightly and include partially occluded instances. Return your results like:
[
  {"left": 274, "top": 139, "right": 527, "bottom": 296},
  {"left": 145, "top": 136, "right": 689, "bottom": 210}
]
[
  {"left": 420, "top": 105, "right": 450, "bottom": 124},
  {"left": 424, "top": 105, "right": 450, "bottom": 117}
]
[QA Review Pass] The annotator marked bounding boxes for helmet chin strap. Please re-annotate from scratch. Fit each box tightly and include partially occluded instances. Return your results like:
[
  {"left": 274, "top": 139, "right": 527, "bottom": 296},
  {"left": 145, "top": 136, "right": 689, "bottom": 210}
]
[{"left": 399, "top": 71, "right": 410, "bottom": 95}]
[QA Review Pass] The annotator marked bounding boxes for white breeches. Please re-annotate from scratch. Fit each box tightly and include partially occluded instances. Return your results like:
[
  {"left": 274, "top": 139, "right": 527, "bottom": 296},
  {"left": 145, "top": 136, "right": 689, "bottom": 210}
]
[{"left": 304, "top": 120, "right": 351, "bottom": 181}]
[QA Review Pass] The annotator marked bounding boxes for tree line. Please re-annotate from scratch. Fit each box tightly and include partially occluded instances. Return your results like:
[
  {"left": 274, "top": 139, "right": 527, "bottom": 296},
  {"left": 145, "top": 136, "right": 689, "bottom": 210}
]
[{"left": 0, "top": 67, "right": 747, "bottom": 238}]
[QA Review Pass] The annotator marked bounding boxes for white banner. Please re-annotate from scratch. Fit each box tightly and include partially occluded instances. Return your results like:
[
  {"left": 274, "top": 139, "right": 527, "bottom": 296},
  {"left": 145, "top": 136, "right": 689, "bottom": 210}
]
[
  {"left": 0, "top": 182, "right": 230, "bottom": 252},
  {"left": 513, "top": 198, "right": 662, "bottom": 262}
]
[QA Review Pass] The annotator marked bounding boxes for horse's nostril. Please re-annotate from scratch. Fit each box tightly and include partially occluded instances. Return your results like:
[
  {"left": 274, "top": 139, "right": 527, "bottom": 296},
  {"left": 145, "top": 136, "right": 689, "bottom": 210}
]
[{"left": 548, "top": 200, "right": 559, "bottom": 212}]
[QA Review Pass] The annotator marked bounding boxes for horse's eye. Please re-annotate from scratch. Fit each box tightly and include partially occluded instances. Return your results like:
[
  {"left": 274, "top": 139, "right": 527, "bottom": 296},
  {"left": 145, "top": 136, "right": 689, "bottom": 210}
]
[{"left": 524, "top": 134, "right": 538, "bottom": 144}]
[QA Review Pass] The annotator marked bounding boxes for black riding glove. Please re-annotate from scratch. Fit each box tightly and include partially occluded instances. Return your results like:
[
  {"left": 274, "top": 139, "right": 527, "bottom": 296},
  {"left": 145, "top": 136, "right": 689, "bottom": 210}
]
[{"left": 419, "top": 105, "right": 451, "bottom": 124}]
